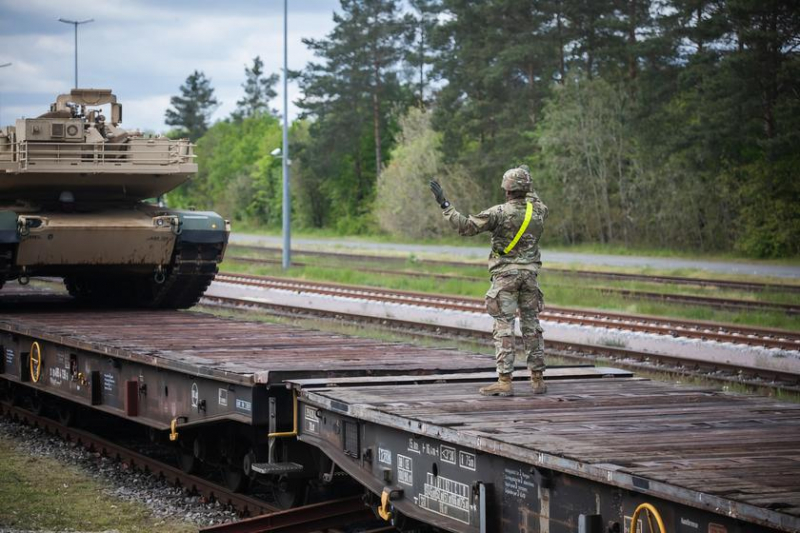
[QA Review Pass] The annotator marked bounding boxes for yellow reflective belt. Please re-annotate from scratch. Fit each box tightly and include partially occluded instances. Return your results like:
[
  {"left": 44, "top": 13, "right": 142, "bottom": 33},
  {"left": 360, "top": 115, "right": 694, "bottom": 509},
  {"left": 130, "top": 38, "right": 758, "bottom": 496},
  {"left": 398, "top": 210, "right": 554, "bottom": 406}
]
[{"left": 503, "top": 202, "right": 533, "bottom": 255}]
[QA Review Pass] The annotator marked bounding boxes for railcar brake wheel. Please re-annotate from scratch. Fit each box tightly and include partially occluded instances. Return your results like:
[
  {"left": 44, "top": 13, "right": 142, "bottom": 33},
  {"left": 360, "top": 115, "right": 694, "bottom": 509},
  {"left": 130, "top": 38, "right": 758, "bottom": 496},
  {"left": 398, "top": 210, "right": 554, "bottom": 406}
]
[{"left": 30, "top": 341, "right": 42, "bottom": 383}]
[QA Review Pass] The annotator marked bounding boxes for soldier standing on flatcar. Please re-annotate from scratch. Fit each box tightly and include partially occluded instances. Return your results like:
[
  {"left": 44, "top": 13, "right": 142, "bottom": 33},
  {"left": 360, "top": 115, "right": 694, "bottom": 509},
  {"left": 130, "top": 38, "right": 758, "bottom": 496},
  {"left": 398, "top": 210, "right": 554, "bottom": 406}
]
[{"left": 429, "top": 166, "right": 548, "bottom": 396}]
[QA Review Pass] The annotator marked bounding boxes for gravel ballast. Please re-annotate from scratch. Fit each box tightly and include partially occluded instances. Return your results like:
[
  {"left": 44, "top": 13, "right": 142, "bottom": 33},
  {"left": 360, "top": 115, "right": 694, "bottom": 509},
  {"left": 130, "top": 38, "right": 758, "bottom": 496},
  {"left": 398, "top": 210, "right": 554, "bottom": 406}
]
[{"left": 0, "top": 415, "right": 238, "bottom": 531}]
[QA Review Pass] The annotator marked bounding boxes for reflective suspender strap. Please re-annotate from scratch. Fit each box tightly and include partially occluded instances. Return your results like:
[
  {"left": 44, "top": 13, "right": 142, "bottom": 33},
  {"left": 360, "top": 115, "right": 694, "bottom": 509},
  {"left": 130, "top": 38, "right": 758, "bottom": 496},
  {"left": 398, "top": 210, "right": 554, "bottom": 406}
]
[{"left": 503, "top": 202, "right": 533, "bottom": 255}]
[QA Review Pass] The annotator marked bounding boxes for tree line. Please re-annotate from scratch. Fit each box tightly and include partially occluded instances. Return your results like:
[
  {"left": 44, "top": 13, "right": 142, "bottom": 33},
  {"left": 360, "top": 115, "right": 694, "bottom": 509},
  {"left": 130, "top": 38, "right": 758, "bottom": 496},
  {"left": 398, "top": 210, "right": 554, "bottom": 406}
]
[{"left": 165, "top": 0, "right": 800, "bottom": 258}]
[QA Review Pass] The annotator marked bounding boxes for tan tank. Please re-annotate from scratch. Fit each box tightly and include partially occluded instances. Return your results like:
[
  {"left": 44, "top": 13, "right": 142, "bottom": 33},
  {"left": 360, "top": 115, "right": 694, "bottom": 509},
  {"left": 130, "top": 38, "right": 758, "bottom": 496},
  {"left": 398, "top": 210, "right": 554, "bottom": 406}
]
[{"left": 0, "top": 89, "right": 229, "bottom": 308}]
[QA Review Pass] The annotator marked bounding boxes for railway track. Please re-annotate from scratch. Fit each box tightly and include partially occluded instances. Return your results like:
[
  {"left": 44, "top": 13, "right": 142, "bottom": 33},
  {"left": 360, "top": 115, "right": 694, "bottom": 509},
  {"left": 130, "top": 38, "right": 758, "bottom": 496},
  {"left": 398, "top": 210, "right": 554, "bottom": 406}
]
[
  {"left": 215, "top": 273, "right": 800, "bottom": 352},
  {"left": 200, "top": 293, "right": 800, "bottom": 394},
  {"left": 229, "top": 244, "right": 800, "bottom": 294},
  {"left": 0, "top": 398, "right": 386, "bottom": 533},
  {"left": 0, "top": 399, "right": 277, "bottom": 517},
  {"left": 227, "top": 255, "right": 799, "bottom": 315},
  {"left": 199, "top": 496, "right": 387, "bottom": 533}
]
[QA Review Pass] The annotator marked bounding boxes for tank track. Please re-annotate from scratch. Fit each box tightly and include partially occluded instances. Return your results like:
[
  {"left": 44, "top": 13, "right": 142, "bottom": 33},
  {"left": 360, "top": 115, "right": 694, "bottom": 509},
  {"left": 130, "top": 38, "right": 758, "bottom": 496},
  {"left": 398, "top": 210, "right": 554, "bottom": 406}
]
[{"left": 64, "top": 241, "right": 223, "bottom": 309}]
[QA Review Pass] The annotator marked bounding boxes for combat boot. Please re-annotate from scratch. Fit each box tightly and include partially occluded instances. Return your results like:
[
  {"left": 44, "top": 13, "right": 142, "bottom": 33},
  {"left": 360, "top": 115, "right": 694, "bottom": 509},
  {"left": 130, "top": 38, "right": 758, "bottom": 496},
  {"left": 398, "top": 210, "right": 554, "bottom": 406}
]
[
  {"left": 479, "top": 373, "right": 514, "bottom": 397},
  {"left": 530, "top": 371, "right": 547, "bottom": 395}
]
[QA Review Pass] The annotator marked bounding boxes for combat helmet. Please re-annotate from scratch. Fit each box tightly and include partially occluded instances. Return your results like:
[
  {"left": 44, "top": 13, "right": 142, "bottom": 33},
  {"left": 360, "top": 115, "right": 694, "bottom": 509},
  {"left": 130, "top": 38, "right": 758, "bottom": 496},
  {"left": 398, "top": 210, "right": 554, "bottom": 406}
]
[{"left": 501, "top": 167, "right": 532, "bottom": 192}]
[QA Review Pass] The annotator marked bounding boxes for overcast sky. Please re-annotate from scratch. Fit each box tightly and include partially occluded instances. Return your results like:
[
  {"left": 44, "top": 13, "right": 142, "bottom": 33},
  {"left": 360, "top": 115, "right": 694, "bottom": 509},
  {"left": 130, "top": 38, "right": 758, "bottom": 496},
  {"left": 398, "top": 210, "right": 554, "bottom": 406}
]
[{"left": 0, "top": 0, "right": 340, "bottom": 131}]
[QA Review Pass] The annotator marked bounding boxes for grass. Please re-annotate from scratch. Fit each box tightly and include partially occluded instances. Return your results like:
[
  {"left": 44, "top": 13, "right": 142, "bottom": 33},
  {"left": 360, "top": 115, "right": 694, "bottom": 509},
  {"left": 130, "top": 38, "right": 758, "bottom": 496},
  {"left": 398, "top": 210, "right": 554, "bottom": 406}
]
[
  {"left": 544, "top": 261, "right": 800, "bottom": 286},
  {"left": 229, "top": 224, "right": 800, "bottom": 266},
  {"left": 221, "top": 250, "right": 800, "bottom": 331},
  {"left": 543, "top": 242, "right": 800, "bottom": 266},
  {"left": 230, "top": 243, "right": 800, "bottom": 287},
  {"left": 0, "top": 436, "right": 195, "bottom": 532}
]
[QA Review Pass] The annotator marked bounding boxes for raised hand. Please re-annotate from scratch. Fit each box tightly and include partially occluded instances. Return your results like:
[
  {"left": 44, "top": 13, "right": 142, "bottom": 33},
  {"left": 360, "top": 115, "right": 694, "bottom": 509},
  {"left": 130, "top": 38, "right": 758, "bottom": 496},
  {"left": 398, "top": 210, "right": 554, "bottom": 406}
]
[{"left": 429, "top": 180, "right": 448, "bottom": 208}]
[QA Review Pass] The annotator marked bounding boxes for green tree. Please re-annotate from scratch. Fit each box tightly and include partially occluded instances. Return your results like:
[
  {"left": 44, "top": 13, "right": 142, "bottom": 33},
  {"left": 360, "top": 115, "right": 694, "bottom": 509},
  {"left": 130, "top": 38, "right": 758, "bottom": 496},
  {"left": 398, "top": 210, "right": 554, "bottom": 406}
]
[
  {"left": 284, "top": 0, "right": 800, "bottom": 256},
  {"left": 404, "top": 0, "right": 440, "bottom": 106},
  {"left": 537, "top": 76, "right": 641, "bottom": 245},
  {"left": 168, "top": 114, "right": 283, "bottom": 225},
  {"left": 375, "top": 107, "right": 483, "bottom": 239},
  {"left": 234, "top": 56, "right": 279, "bottom": 120},
  {"left": 432, "top": 1, "right": 558, "bottom": 187},
  {"left": 294, "top": 0, "right": 411, "bottom": 230},
  {"left": 164, "top": 70, "right": 220, "bottom": 141}
]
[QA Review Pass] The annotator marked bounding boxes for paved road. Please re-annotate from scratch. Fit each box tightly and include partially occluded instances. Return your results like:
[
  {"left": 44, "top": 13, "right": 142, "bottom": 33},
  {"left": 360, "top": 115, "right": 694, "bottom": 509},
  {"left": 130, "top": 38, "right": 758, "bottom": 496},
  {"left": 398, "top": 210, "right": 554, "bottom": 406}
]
[{"left": 230, "top": 233, "right": 800, "bottom": 279}]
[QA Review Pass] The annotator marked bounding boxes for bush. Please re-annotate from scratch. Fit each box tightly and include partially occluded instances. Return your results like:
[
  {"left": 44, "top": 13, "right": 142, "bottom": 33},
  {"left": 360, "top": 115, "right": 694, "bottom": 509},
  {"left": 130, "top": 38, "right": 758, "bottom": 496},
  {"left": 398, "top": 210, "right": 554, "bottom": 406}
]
[{"left": 375, "top": 108, "right": 484, "bottom": 239}]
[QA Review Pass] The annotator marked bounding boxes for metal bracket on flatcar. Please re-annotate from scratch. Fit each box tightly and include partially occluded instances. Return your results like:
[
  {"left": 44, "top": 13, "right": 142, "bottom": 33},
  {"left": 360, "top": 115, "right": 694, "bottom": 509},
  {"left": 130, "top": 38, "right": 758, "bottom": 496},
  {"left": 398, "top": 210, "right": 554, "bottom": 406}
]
[
  {"left": 169, "top": 415, "right": 188, "bottom": 441},
  {"left": 377, "top": 486, "right": 404, "bottom": 521}
]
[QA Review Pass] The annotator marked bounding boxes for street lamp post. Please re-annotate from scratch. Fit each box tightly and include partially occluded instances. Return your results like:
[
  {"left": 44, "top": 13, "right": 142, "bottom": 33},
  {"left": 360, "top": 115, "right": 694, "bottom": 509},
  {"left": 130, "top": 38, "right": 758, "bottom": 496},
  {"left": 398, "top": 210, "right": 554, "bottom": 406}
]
[
  {"left": 58, "top": 18, "right": 94, "bottom": 89},
  {"left": 281, "top": 0, "right": 291, "bottom": 270},
  {"left": 0, "top": 63, "right": 10, "bottom": 126}
]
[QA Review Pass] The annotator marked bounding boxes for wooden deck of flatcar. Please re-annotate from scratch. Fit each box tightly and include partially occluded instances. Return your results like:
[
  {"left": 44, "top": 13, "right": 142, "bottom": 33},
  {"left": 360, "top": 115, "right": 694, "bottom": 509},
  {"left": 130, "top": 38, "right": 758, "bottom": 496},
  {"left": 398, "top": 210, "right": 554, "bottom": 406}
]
[
  {"left": 0, "top": 309, "right": 497, "bottom": 385},
  {"left": 297, "top": 376, "right": 800, "bottom": 532}
]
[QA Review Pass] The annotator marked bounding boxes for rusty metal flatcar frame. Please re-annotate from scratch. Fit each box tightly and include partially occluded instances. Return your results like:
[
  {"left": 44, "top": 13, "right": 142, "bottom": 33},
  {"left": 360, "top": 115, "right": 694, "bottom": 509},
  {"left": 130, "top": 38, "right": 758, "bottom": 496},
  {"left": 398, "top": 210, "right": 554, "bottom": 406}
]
[
  {"left": 0, "top": 309, "right": 497, "bottom": 431},
  {"left": 0, "top": 329, "right": 261, "bottom": 430}
]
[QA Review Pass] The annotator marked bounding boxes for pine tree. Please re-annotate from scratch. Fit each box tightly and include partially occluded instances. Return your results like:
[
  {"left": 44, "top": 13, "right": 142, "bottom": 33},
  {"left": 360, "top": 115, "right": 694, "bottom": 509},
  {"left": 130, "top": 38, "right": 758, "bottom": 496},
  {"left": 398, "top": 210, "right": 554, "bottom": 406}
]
[
  {"left": 164, "top": 71, "right": 220, "bottom": 141},
  {"left": 299, "top": 0, "right": 407, "bottom": 178},
  {"left": 294, "top": 0, "right": 410, "bottom": 226},
  {"left": 405, "top": 0, "right": 440, "bottom": 106},
  {"left": 234, "top": 56, "right": 279, "bottom": 120},
  {"left": 432, "top": 1, "right": 558, "bottom": 186}
]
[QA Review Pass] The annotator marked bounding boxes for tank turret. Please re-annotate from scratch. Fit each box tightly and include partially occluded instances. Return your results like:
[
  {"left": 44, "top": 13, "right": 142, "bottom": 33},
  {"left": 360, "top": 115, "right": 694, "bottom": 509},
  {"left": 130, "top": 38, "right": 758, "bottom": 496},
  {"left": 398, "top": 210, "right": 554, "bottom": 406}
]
[
  {"left": 0, "top": 89, "right": 196, "bottom": 202},
  {"left": 0, "top": 89, "right": 229, "bottom": 308}
]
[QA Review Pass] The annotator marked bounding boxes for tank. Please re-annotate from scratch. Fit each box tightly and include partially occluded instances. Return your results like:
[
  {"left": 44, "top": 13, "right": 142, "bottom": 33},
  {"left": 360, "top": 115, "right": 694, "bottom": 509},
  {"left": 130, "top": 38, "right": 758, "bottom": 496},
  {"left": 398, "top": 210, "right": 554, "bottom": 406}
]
[{"left": 0, "top": 88, "right": 229, "bottom": 308}]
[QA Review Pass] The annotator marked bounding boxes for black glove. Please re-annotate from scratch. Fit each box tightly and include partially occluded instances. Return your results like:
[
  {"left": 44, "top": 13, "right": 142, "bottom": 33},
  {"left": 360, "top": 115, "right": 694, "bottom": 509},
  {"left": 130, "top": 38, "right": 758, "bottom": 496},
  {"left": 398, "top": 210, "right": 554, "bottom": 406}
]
[{"left": 429, "top": 180, "right": 450, "bottom": 209}]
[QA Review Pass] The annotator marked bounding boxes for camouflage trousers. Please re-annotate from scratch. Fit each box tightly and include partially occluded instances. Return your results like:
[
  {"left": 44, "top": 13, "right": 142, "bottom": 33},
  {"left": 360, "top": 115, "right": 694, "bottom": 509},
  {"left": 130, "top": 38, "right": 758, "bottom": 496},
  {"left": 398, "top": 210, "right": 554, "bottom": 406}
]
[{"left": 484, "top": 269, "right": 545, "bottom": 375}]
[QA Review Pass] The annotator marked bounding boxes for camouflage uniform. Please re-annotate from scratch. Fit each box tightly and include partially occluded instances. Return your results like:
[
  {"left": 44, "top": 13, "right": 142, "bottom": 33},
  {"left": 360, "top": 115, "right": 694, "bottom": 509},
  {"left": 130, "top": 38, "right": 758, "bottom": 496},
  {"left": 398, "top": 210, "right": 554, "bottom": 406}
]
[{"left": 442, "top": 188, "right": 548, "bottom": 376}]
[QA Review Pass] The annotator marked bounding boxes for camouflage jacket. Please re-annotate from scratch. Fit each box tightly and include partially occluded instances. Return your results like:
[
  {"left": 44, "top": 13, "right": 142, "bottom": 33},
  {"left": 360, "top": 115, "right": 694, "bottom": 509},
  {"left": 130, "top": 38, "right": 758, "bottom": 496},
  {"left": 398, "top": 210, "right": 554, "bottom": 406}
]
[{"left": 442, "top": 192, "right": 548, "bottom": 274}]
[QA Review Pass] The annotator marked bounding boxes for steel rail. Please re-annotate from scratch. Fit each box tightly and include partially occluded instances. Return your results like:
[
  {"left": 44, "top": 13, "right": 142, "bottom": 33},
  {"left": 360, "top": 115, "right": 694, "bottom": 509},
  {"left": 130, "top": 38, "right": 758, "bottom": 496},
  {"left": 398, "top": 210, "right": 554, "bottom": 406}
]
[
  {"left": 200, "top": 294, "right": 800, "bottom": 394},
  {"left": 0, "top": 400, "right": 278, "bottom": 517},
  {"left": 214, "top": 273, "right": 800, "bottom": 351},
  {"left": 228, "top": 244, "right": 800, "bottom": 294},
  {"left": 198, "top": 496, "right": 377, "bottom": 533},
  {"left": 227, "top": 255, "right": 799, "bottom": 315}
]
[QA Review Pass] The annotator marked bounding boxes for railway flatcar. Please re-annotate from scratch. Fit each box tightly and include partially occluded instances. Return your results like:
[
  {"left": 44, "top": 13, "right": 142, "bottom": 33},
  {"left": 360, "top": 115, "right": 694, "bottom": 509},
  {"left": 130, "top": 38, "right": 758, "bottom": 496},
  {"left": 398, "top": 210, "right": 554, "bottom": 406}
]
[{"left": 1, "top": 304, "right": 798, "bottom": 532}]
